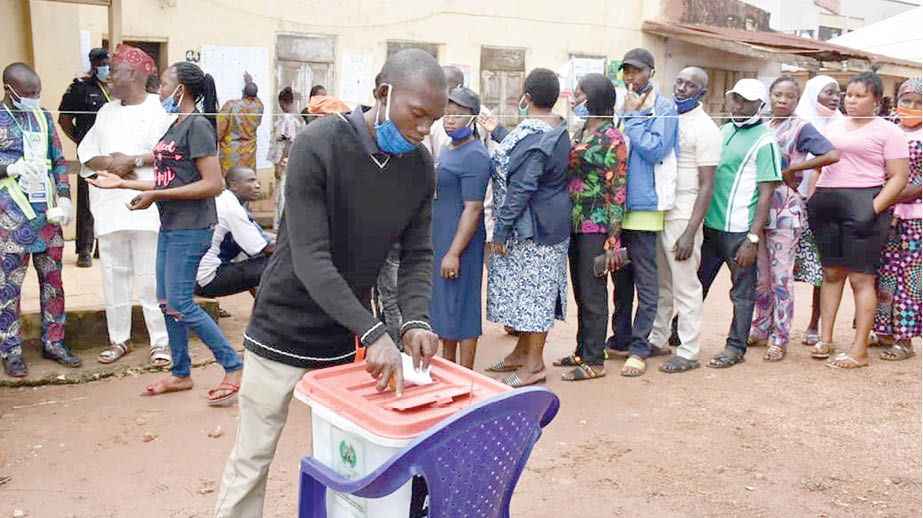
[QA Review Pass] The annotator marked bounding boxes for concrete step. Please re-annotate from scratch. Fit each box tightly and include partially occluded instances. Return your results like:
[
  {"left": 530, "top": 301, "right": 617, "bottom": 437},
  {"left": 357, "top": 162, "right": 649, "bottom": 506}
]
[{"left": 19, "top": 298, "right": 220, "bottom": 350}]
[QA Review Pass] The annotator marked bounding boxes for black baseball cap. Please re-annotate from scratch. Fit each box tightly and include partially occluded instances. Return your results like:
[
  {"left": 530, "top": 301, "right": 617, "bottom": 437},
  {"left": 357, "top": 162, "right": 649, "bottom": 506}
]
[
  {"left": 89, "top": 48, "right": 109, "bottom": 61},
  {"left": 448, "top": 86, "right": 480, "bottom": 115},
  {"left": 619, "top": 48, "right": 655, "bottom": 71}
]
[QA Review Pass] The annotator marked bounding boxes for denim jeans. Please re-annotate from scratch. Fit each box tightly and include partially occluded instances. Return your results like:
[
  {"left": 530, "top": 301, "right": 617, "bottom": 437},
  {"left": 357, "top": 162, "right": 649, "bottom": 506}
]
[
  {"left": 157, "top": 228, "right": 243, "bottom": 378},
  {"left": 608, "top": 230, "right": 659, "bottom": 359},
  {"left": 697, "top": 227, "right": 757, "bottom": 354}
]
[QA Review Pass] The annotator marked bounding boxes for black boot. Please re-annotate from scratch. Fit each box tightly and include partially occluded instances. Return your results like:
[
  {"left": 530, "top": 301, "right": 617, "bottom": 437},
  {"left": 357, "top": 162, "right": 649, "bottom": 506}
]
[
  {"left": 3, "top": 353, "right": 27, "bottom": 377},
  {"left": 42, "top": 344, "right": 82, "bottom": 367}
]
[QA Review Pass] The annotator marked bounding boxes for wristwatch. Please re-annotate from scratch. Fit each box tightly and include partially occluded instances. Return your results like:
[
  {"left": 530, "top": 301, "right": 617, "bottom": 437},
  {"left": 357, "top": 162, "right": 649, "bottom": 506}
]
[
  {"left": 134, "top": 155, "right": 144, "bottom": 168},
  {"left": 746, "top": 232, "right": 760, "bottom": 244}
]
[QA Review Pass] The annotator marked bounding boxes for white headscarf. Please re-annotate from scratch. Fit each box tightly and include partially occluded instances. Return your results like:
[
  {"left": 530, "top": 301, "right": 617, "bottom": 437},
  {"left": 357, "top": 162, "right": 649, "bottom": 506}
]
[{"left": 794, "top": 75, "right": 844, "bottom": 132}]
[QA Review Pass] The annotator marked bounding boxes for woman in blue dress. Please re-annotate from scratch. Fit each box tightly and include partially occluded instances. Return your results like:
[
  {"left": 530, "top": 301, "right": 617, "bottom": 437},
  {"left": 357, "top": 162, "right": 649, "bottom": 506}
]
[{"left": 430, "top": 87, "right": 491, "bottom": 369}]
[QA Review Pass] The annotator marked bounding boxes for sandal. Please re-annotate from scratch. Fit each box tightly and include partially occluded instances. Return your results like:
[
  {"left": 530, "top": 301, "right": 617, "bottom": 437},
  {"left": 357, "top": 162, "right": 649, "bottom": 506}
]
[
  {"left": 658, "top": 355, "right": 700, "bottom": 373},
  {"left": 810, "top": 342, "right": 835, "bottom": 359},
  {"left": 500, "top": 370, "right": 546, "bottom": 387},
  {"left": 620, "top": 356, "right": 646, "bottom": 377},
  {"left": 97, "top": 342, "right": 132, "bottom": 364},
  {"left": 553, "top": 354, "right": 583, "bottom": 367},
  {"left": 706, "top": 348, "right": 745, "bottom": 369},
  {"left": 208, "top": 380, "right": 241, "bottom": 407},
  {"left": 485, "top": 357, "right": 522, "bottom": 373},
  {"left": 140, "top": 377, "right": 192, "bottom": 397},
  {"left": 880, "top": 342, "right": 915, "bottom": 361},
  {"left": 763, "top": 345, "right": 786, "bottom": 362},
  {"left": 801, "top": 330, "right": 820, "bottom": 346},
  {"left": 561, "top": 363, "right": 605, "bottom": 381},
  {"left": 149, "top": 345, "right": 172, "bottom": 368},
  {"left": 826, "top": 353, "right": 868, "bottom": 369}
]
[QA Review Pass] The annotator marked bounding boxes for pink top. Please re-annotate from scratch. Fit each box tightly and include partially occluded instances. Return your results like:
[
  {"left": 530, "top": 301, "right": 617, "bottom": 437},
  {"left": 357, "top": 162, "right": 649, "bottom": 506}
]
[{"left": 816, "top": 117, "right": 909, "bottom": 189}]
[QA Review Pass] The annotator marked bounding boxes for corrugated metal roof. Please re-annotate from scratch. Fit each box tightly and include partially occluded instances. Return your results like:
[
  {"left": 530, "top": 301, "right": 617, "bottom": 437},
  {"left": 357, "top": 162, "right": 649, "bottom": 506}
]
[{"left": 643, "top": 20, "right": 922, "bottom": 69}]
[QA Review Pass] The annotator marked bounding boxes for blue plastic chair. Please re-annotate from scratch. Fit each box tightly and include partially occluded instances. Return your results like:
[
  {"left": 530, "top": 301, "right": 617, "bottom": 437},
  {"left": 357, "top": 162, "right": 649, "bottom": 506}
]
[{"left": 298, "top": 386, "right": 560, "bottom": 518}]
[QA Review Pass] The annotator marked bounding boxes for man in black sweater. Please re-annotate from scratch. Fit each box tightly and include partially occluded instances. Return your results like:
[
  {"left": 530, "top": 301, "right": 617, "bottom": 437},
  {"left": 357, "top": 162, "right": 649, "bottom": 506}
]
[{"left": 215, "top": 49, "right": 446, "bottom": 517}]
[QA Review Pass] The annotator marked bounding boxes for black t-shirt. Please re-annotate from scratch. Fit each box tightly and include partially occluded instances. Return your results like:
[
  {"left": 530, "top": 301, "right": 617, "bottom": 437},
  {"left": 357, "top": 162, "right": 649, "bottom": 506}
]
[
  {"left": 153, "top": 113, "right": 218, "bottom": 230},
  {"left": 57, "top": 77, "right": 109, "bottom": 143}
]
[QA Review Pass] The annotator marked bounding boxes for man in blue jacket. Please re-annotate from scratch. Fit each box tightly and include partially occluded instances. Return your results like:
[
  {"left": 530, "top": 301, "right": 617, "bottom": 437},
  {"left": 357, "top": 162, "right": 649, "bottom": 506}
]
[{"left": 608, "top": 48, "right": 680, "bottom": 377}]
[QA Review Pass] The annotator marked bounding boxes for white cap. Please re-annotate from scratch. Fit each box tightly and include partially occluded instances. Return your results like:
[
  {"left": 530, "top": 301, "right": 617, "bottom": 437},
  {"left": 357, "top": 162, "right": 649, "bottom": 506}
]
[{"left": 726, "top": 78, "right": 767, "bottom": 103}]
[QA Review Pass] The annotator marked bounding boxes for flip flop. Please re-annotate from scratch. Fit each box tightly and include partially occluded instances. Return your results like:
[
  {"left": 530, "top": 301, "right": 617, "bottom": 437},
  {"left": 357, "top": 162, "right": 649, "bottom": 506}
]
[
  {"left": 208, "top": 380, "right": 241, "bottom": 407},
  {"left": 810, "top": 342, "right": 835, "bottom": 359},
  {"left": 826, "top": 353, "right": 868, "bottom": 369}
]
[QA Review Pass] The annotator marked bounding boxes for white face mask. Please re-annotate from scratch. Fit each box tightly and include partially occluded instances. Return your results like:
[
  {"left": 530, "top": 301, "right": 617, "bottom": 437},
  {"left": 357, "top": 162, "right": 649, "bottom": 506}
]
[
  {"left": 5, "top": 84, "right": 40, "bottom": 112},
  {"left": 732, "top": 101, "right": 765, "bottom": 127}
]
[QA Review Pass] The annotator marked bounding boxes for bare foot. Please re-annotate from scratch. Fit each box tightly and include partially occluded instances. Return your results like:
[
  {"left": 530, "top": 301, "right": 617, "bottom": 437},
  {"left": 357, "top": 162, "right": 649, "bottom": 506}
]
[{"left": 140, "top": 376, "right": 193, "bottom": 397}]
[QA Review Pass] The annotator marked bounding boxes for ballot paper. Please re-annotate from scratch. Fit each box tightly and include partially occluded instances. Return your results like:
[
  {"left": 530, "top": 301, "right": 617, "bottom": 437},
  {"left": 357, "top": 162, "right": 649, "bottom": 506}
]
[{"left": 401, "top": 353, "right": 433, "bottom": 387}]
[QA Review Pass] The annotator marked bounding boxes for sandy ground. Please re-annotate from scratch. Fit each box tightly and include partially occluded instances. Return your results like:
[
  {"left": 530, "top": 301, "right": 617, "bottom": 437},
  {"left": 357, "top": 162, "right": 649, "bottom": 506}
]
[{"left": 0, "top": 274, "right": 920, "bottom": 518}]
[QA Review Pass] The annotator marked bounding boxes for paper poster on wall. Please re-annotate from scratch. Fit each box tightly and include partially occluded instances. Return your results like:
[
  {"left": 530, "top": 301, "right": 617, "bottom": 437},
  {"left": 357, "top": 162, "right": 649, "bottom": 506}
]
[
  {"left": 80, "top": 30, "right": 91, "bottom": 73},
  {"left": 556, "top": 58, "right": 605, "bottom": 98},
  {"left": 340, "top": 53, "right": 373, "bottom": 107},
  {"left": 200, "top": 45, "right": 272, "bottom": 170}
]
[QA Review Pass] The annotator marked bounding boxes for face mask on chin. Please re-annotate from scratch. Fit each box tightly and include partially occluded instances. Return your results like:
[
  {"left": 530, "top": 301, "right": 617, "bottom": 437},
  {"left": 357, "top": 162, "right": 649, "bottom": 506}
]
[
  {"left": 4, "top": 84, "right": 40, "bottom": 112},
  {"left": 161, "top": 85, "right": 183, "bottom": 114},
  {"left": 731, "top": 101, "right": 764, "bottom": 128},
  {"left": 897, "top": 106, "right": 922, "bottom": 128},
  {"left": 374, "top": 84, "right": 418, "bottom": 155},
  {"left": 674, "top": 89, "right": 706, "bottom": 114}
]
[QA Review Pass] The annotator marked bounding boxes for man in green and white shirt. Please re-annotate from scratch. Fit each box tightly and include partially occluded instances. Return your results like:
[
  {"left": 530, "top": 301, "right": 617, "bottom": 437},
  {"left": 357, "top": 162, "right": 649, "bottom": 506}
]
[{"left": 699, "top": 78, "right": 781, "bottom": 369}]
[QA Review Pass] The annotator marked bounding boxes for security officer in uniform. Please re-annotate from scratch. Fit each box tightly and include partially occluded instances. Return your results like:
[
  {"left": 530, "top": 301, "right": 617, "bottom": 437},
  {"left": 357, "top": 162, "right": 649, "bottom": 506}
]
[{"left": 58, "top": 47, "right": 111, "bottom": 267}]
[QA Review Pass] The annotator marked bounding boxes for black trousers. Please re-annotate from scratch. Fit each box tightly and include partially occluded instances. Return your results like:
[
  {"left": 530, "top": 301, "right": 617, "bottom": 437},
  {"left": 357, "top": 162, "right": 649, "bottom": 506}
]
[
  {"left": 75, "top": 174, "right": 94, "bottom": 254},
  {"left": 195, "top": 255, "right": 269, "bottom": 298},
  {"left": 569, "top": 233, "right": 609, "bottom": 366}
]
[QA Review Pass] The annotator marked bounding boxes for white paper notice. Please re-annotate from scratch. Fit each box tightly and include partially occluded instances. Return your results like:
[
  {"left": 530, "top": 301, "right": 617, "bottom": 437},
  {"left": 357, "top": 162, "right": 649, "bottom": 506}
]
[
  {"left": 340, "top": 53, "right": 373, "bottom": 107},
  {"left": 80, "top": 30, "right": 91, "bottom": 73}
]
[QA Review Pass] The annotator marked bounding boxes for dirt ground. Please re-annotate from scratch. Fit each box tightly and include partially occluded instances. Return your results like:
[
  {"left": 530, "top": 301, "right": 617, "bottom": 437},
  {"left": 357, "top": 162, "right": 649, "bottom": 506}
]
[{"left": 0, "top": 275, "right": 920, "bottom": 518}]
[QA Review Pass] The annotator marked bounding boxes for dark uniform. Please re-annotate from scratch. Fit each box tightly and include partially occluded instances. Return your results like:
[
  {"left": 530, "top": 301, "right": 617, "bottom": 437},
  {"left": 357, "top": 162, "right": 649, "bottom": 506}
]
[{"left": 58, "top": 75, "right": 111, "bottom": 256}]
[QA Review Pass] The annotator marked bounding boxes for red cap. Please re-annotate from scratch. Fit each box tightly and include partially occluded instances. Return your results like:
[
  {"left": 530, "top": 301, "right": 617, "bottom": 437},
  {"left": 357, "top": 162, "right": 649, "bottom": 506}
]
[{"left": 111, "top": 44, "right": 156, "bottom": 75}]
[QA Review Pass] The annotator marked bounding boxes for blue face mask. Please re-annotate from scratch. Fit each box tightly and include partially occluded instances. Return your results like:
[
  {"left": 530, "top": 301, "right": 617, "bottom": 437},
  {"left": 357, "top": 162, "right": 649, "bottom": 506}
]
[
  {"left": 374, "top": 84, "right": 418, "bottom": 155},
  {"left": 447, "top": 117, "right": 474, "bottom": 142},
  {"left": 673, "top": 89, "right": 707, "bottom": 114},
  {"left": 161, "top": 85, "right": 182, "bottom": 114},
  {"left": 5, "top": 85, "right": 40, "bottom": 112},
  {"left": 573, "top": 101, "right": 589, "bottom": 118},
  {"left": 95, "top": 65, "right": 110, "bottom": 82}
]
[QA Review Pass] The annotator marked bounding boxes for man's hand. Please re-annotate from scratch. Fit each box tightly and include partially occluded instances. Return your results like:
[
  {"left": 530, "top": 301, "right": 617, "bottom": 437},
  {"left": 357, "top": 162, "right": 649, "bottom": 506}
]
[
  {"left": 440, "top": 253, "right": 461, "bottom": 279},
  {"left": 477, "top": 112, "right": 500, "bottom": 133},
  {"left": 735, "top": 240, "right": 757, "bottom": 268},
  {"left": 673, "top": 229, "right": 696, "bottom": 262},
  {"left": 108, "top": 152, "right": 136, "bottom": 178},
  {"left": 365, "top": 334, "right": 404, "bottom": 396},
  {"left": 781, "top": 168, "right": 799, "bottom": 191},
  {"left": 622, "top": 89, "right": 649, "bottom": 113},
  {"left": 402, "top": 328, "right": 439, "bottom": 371},
  {"left": 244, "top": 71, "right": 254, "bottom": 85},
  {"left": 87, "top": 172, "right": 125, "bottom": 190},
  {"left": 127, "top": 191, "right": 157, "bottom": 211}
]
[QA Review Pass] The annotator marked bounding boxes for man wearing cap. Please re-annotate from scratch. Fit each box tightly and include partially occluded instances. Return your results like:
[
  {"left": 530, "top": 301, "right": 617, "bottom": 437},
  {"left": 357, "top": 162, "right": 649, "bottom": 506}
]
[
  {"left": 77, "top": 44, "right": 173, "bottom": 367},
  {"left": 608, "top": 48, "right": 679, "bottom": 377},
  {"left": 0, "top": 62, "right": 79, "bottom": 377},
  {"left": 59, "top": 47, "right": 112, "bottom": 268},
  {"left": 698, "top": 78, "right": 781, "bottom": 369}
]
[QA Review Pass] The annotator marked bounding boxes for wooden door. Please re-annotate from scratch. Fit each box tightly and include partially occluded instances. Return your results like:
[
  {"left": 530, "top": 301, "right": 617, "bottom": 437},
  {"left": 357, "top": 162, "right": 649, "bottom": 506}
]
[{"left": 480, "top": 47, "right": 525, "bottom": 127}]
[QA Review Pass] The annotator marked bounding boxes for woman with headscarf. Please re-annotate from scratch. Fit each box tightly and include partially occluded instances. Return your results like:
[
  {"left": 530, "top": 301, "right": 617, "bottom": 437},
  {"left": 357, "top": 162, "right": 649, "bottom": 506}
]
[
  {"left": 749, "top": 76, "right": 839, "bottom": 362},
  {"left": 791, "top": 74, "right": 845, "bottom": 346},
  {"left": 479, "top": 68, "right": 571, "bottom": 387},
  {"left": 807, "top": 71, "right": 909, "bottom": 369},
  {"left": 429, "top": 87, "right": 491, "bottom": 369},
  {"left": 267, "top": 86, "right": 305, "bottom": 230},
  {"left": 553, "top": 73, "right": 629, "bottom": 380},
  {"left": 873, "top": 76, "right": 922, "bottom": 361}
]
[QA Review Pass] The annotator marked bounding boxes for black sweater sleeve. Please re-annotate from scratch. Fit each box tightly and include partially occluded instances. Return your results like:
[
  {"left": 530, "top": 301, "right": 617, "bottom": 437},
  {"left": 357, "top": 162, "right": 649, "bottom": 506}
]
[
  {"left": 397, "top": 160, "right": 435, "bottom": 336},
  {"left": 284, "top": 134, "right": 387, "bottom": 346}
]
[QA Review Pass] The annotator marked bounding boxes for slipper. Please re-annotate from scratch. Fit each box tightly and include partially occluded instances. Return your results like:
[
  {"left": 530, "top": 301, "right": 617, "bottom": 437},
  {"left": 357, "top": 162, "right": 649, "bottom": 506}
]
[
  {"left": 880, "top": 343, "right": 915, "bottom": 361},
  {"left": 659, "top": 355, "right": 700, "bottom": 373},
  {"left": 802, "top": 331, "right": 820, "bottom": 346},
  {"left": 485, "top": 358, "right": 522, "bottom": 373},
  {"left": 810, "top": 342, "right": 835, "bottom": 359},
  {"left": 98, "top": 342, "right": 131, "bottom": 364},
  {"left": 620, "top": 356, "right": 646, "bottom": 377},
  {"left": 706, "top": 349, "right": 745, "bottom": 369},
  {"left": 763, "top": 345, "right": 786, "bottom": 362},
  {"left": 826, "top": 353, "right": 868, "bottom": 369},
  {"left": 500, "top": 370, "right": 546, "bottom": 388},
  {"left": 208, "top": 380, "right": 240, "bottom": 407},
  {"left": 149, "top": 345, "right": 172, "bottom": 369},
  {"left": 140, "top": 378, "right": 192, "bottom": 397},
  {"left": 553, "top": 354, "right": 583, "bottom": 367},
  {"left": 561, "top": 363, "right": 605, "bottom": 381}
]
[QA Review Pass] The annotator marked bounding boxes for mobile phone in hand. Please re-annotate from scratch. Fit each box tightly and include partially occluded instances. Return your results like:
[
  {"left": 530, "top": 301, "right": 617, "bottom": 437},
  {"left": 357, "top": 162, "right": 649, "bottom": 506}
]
[{"left": 593, "top": 247, "right": 630, "bottom": 277}]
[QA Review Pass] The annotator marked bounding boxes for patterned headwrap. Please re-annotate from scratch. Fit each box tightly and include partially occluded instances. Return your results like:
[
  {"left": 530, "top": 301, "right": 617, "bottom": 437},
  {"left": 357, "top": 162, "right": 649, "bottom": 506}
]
[
  {"left": 111, "top": 44, "right": 156, "bottom": 75},
  {"left": 898, "top": 76, "right": 922, "bottom": 99}
]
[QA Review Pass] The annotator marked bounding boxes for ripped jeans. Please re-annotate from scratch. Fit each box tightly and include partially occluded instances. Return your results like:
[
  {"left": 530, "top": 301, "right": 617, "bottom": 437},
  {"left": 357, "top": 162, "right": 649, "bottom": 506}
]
[{"left": 156, "top": 228, "right": 242, "bottom": 378}]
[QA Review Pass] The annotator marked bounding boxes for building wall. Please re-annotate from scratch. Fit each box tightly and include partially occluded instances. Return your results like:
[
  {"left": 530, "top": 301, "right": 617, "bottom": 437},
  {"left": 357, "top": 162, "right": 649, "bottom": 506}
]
[{"left": 0, "top": 0, "right": 33, "bottom": 65}]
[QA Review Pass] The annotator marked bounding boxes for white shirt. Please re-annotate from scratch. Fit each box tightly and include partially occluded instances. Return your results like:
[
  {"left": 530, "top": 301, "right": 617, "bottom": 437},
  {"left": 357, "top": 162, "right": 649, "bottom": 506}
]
[
  {"left": 196, "top": 190, "right": 270, "bottom": 286},
  {"left": 667, "top": 103, "right": 722, "bottom": 222},
  {"left": 77, "top": 95, "right": 173, "bottom": 235}
]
